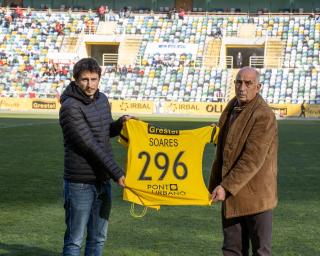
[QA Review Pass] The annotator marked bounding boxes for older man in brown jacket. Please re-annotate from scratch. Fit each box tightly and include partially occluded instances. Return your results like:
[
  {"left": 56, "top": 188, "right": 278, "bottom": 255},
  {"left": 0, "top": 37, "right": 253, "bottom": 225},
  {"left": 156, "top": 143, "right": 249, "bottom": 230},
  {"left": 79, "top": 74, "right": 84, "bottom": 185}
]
[{"left": 209, "top": 67, "right": 278, "bottom": 256}]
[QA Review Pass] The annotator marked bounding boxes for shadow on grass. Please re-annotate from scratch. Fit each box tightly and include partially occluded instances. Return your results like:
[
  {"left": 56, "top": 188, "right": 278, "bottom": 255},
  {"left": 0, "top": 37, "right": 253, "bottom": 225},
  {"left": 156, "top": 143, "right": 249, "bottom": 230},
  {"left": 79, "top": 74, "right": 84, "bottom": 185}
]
[{"left": 0, "top": 242, "right": 59, "bottom": 256}]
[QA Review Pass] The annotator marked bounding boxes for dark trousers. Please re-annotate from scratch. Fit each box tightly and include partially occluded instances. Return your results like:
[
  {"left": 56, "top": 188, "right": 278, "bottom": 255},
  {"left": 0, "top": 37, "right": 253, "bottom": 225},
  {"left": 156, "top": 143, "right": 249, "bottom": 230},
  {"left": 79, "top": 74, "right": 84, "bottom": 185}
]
[{"left": 222, "top": 209, "right": 272, "bottom": 256}]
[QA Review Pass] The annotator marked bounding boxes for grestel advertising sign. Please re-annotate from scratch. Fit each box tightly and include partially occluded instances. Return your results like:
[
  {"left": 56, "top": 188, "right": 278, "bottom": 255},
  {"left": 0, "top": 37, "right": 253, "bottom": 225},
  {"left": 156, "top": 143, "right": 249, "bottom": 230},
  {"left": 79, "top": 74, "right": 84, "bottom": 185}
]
[
  {"left": 1, "top": 98, "right": 320, "bottom": 117},
  {"left": 0, "top": 98, "right": 59, "bottom": 111}
]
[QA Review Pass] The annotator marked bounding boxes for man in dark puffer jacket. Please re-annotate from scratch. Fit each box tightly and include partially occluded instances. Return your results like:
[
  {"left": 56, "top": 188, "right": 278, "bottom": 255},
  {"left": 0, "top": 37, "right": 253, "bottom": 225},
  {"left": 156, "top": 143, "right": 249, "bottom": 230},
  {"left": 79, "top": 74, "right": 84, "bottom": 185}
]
[{"left": 59, "top": 58, "right": 130, "bottom": 256}]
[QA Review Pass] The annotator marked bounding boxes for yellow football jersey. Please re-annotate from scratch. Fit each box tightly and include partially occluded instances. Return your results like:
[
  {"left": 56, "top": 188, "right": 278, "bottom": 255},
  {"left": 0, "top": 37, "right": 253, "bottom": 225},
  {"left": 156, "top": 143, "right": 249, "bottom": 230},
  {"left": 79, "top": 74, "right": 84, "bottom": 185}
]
[{"left": 119, "top": 119, "right": 219, "bottom": 210}]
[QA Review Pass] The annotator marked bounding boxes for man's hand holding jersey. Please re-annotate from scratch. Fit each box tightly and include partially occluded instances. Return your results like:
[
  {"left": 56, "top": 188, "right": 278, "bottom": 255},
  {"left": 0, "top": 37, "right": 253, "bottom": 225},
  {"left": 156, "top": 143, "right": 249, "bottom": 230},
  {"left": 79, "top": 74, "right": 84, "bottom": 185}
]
[
  {"left": 211, "top": 185, "right": 226, "bottom": 203},
  {"left": 121, "top": 115, "right": 138, "bottom": 123},
  {"left": 117, "top": 175, "right": 126, "bottom": 188}
]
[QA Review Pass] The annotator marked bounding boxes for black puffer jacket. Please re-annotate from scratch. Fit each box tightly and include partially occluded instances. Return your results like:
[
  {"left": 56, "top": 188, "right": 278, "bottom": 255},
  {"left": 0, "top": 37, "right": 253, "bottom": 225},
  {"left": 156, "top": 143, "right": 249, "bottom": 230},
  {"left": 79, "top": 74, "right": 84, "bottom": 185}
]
[{"left": 59, "top": 81, "right": 124, "bottom": 183}]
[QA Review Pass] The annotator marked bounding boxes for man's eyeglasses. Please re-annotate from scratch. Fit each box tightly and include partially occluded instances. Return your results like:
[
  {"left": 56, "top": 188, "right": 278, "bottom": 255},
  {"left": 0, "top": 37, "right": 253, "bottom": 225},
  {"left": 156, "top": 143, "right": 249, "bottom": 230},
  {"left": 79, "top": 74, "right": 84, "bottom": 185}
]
[{"left": 234, "top": 80, "right": 256, "bottom": 88}]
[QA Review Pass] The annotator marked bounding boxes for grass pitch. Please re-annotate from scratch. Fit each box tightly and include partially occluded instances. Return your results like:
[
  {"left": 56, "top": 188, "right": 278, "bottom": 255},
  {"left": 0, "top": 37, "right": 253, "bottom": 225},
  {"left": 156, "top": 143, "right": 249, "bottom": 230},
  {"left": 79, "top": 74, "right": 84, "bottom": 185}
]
[{"left": 0, "top": 115, "right": 319, "bottom": 255}]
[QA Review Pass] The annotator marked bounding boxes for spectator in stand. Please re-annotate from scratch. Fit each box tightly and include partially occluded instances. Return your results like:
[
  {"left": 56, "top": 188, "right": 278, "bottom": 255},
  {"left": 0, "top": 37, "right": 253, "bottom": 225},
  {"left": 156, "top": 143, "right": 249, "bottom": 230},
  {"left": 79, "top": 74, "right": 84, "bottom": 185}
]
[
  {"left": 216, "top": 27, "right": 223, "bottom": 39},
  {"left": 25, "top": 64, "right": 33, "bottom": 72},
  {"left": 108, "top": 9, "right": 114, "bottom": 21},
  {"left": 216, "top": 89, "right": 223, "bottom": 102},
  {"left": 42, "top": 67, "right": 52, "bottom": 77},
  {"left": 41, "top": 26, "right": 49, "bottom": 36},
  {"left": 189, "top": 59, "right": 195, "bottom": 67},
  {"left": 104, "top": 5, "right": 110, "bottom": 21},
  {"left": 55, "top": 22, "right": 64, "bottom": 35},
  {"left": 110, "top": 64, "right": 117, "bottom": 73},
  {"left": 85, "top": 19, "right": 94, "bottom": 34},
  {"left": 25, "top": 6, "right": 32, "bottom": 17},
  {"left": 167, "top": 9, "right": 172, "bottom": 19},
  {"left": 98, "top": 5, "right": 106, "bottom": 21},
  {"left": 167, "top": 8, "right": 176, "bottom": 20},
  {"left": 59, "top": 65, "right": 69, "bottom": 76},
  {"left": 172, "top": 8, "right": 177, "bottom": 19},
  {"left": 0, "top": 50, "right": 5, "bottom": 59},
  {"left": 0, "top": 7, "right": 4, "bottom": 19},
  {"left": 124, "top": 6, "right": 131, "bottom": 18},
  {"left": 138, "top": 68, "right": 144, "bottom": 77},
  {"left": 121, "top": 65, "right": 127, "bottom": 76},
  {"left": 4, "top": 11, "right": 12, "bottom": 27},
  {"left": 14, "top": 6, "right": 23, "bottom": 19},
  {"left": 104, "top": 65, "right": 112, "bottom": 74},
  {"left": 67, "top": 7, "right": 72, "bottom": 16},
  {"left": 119, "top": 8, "right": 124, "bottom": 18},
  {"left": 178, "top": 7, "right": 185, "bottom": 20},
  {"left": 47, "top": 7, "right": 52, "bottom": 16},
  {"left": 236, "top": 52, "right": 243, "bottom": 68}
]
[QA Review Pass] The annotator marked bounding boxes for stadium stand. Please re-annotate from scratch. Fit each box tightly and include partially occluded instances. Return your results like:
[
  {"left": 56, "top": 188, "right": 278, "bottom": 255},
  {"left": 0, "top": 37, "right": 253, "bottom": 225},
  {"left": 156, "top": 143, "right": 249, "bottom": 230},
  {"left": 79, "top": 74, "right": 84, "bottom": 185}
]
[
  {"left": 0, "top": 6, "right": 319, "bottom": 108},
  {"left": 107, "top": 14, "right": 320, "bottom": 104},
  {"left": 101, "top": 65, "right": 230, "bottom": 102},
  {"left": 0, "top": 8, "right": 98, "bottom": 98}
]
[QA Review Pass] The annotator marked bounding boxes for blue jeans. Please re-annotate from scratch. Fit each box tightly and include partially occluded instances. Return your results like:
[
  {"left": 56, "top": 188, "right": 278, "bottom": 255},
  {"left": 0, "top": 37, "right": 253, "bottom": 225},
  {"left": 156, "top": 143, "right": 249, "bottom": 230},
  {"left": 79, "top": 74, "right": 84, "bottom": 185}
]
[{"left": 63, "top": 180, "right": 112, "bottom": 256}]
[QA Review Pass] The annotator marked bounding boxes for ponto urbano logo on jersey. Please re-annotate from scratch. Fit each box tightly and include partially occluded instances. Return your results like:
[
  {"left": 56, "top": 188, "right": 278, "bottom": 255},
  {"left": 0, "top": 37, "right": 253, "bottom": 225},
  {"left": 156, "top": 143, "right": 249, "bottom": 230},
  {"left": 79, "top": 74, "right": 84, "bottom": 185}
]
[
  {"left": 148, "top": 125, "right": 180, "bottom": 135},
  {"left": 146, "top": 184, "right": 186, "bottom": 196}
]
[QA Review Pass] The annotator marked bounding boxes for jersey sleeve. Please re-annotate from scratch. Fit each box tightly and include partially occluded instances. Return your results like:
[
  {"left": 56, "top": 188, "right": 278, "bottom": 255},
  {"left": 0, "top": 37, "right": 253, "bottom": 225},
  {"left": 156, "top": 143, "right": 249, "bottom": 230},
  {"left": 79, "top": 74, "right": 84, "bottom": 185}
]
[{"left": 211, "top": 125, "right": 220, "bottom": 145}]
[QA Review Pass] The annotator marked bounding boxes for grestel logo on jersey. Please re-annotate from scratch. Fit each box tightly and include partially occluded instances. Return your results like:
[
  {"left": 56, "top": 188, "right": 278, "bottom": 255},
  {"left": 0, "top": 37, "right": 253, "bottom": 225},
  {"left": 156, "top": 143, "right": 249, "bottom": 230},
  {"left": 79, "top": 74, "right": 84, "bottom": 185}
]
[{"left": 148, "top": 124, "right": 180, "bottom": 135}]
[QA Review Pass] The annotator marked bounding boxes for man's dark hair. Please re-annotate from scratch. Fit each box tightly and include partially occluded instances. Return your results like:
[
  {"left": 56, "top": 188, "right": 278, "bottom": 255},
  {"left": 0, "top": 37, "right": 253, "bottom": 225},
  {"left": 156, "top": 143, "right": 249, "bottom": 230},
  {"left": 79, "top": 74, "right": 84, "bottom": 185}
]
[{"left": 73, "top": 58, "right": 102, "bottom": 81}]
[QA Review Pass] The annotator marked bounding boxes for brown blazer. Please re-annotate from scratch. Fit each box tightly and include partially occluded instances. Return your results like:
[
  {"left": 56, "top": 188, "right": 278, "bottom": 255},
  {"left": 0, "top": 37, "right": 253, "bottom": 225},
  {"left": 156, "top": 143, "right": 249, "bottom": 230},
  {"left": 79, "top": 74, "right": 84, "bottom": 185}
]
[{"left": 209, "top": 95, "right": 278, "bottom": 218}]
